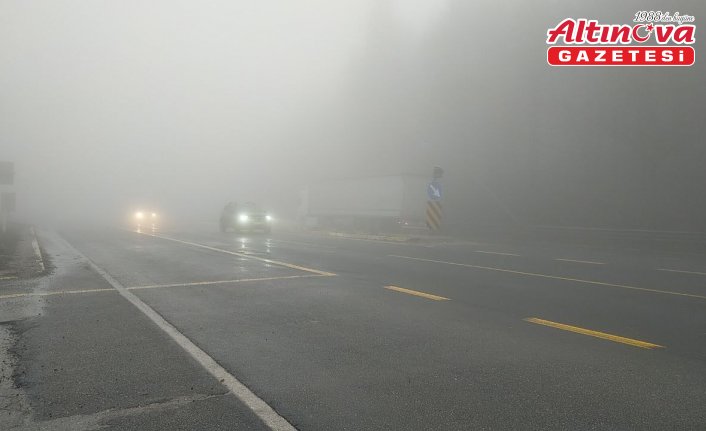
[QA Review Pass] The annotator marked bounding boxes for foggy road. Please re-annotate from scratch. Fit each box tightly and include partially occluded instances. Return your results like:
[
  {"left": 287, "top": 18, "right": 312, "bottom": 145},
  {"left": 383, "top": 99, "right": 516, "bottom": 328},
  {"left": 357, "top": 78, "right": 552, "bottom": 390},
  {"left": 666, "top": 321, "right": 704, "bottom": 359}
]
[
  {"left": 2, "top": 1, "right": 705, "bottom": 430},
  {"left": 3, "top": 225, "right": 705, "bottom": 430}
]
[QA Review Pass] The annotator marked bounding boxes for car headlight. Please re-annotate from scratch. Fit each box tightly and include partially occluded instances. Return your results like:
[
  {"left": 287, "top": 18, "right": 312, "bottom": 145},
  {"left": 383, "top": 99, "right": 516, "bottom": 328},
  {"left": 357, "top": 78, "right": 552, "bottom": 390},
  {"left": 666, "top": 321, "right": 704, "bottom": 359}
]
[
  {"left": 151, "top": 212, "right": 157, "bottom": 219},
  {"left": 135, "top": 211, "right": 144, "bottom": 220},
  {"left": 265, "top": 215, "right": 273, "bottom": 221},
  {"left": 238, "top": 214, "right": 249, "bottom": 222}
]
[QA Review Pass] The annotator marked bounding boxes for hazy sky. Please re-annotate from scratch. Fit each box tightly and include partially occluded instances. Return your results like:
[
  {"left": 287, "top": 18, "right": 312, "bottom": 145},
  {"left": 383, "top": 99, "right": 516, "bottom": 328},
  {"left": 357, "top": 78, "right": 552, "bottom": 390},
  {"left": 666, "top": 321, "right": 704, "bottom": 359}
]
[
  {"left": 2, "top": 1, "right": 704, "bottom": 230},
  {"left": 1, "top": 0, "right": 453, "bottom": 222}
]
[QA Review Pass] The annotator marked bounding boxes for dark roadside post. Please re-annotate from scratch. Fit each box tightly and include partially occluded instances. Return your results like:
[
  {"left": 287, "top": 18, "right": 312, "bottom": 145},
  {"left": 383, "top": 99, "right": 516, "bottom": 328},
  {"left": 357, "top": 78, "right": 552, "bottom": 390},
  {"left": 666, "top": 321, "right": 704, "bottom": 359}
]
[
  {"left": 0, "top": 161, "right": 15, "bottom": 233},
  {"left": 426, "top": 166, "right": 443, "bottom": 232}
]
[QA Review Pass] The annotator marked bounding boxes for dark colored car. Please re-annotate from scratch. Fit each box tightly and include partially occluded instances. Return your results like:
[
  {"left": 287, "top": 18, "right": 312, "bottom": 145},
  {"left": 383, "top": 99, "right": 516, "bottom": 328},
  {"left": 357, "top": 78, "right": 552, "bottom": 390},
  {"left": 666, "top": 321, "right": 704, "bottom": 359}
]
[{"left": 219, "top": 202, "right": 272, "bottom": 233}]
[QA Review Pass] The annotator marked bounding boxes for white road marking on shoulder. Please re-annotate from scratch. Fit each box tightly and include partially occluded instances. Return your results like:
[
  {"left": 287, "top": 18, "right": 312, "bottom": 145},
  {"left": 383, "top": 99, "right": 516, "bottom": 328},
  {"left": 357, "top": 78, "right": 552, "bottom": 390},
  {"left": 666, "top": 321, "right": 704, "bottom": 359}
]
[
  {"left": 0, "top": 292, "right": 37, "bottom": 300},
  {"left": 555, "top": 258, "right": 604, "bottom": 265},
  {"left": 0, "top": 275, "right": 328, "bottom": 300},
  {"left": 30, "top": 227, "right": 45, "bottom": 272},
  {"left": 59, "top": 235, "right": 297, "bottom": 431},
  {"left": 0, "top": 289, "right": 114, "bottom": 300},
  {"left": 473, "top": 250, "right": 520, "bottom": 257},
  {"left": 657, "top": 268, "right": 706, "bottom": 276}
]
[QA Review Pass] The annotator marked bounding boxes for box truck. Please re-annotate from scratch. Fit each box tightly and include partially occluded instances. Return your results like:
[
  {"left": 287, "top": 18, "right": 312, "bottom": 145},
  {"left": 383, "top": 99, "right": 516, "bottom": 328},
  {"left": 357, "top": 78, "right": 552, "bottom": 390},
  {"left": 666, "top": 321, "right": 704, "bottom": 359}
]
[{"left": 299, "top": 175, "right": 428, "bottom": 233}]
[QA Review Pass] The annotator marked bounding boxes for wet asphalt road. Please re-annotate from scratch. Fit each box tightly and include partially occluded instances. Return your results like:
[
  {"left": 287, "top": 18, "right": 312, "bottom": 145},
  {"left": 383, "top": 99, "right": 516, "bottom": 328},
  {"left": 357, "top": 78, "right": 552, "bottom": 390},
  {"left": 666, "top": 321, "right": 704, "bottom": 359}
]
[{"left": 2, "top": 224, "right": 705, "bottom": 430}]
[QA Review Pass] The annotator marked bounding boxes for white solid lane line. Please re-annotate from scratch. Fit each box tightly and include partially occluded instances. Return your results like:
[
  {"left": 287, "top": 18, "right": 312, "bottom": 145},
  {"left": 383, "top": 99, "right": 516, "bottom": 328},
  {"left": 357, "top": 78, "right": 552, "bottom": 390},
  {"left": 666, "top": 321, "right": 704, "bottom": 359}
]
[
  {"left": 657, "top": 268, "right": 706, "bottom": 276},
  {"left": 128, "top": 274, "right": 325, "bottom": 290},
  {"left": 134, "top": 231, "right": 337, "bottom": 277},
  {"left": 555, "top": 258, "right": 605, "bottom": 265},
  {"left": 473, "top": 250, "right": 520, "bottom": 257},
  {"left": 0, "top": 275, "right": 328, "bottom": 300},
  {"left": 388, "top": 254, "right": 706, "bottom": 300}
]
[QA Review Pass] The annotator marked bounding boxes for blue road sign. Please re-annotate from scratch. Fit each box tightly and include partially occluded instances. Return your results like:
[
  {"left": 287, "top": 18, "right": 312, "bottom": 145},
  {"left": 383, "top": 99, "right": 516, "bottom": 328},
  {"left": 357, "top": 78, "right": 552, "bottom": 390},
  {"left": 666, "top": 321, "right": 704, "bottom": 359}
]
[{"left": 427, "top": 181, "right": 442, "bottom": 201}]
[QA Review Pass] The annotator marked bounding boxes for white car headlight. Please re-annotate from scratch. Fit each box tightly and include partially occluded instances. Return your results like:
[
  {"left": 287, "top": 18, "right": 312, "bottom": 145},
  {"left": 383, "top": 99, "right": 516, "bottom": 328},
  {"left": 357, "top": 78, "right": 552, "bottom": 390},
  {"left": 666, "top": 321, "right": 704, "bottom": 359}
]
[
  {"left": 135, "top": 211, "right": 144, "bottom": 220},
  {"left": 265, "top": 215, "right": 273, "bottom": 221},
  {"left": 238, "top": 214, "right": 249, "bottom": 222}
]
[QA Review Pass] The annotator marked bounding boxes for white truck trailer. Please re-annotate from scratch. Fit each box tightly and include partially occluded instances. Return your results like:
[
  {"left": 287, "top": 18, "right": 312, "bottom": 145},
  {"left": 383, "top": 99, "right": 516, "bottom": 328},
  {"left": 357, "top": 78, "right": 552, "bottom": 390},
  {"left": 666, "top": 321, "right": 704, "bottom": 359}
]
[{"left": 298, "top": 175, "right": 429, "bottom": 232}]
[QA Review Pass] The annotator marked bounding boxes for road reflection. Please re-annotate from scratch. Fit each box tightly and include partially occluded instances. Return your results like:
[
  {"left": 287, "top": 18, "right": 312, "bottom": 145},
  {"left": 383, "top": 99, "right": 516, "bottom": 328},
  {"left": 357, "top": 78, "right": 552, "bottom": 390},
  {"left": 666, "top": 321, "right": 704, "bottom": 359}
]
[{"left": 135, "top": 223, "right": 159, "bottom": 234}]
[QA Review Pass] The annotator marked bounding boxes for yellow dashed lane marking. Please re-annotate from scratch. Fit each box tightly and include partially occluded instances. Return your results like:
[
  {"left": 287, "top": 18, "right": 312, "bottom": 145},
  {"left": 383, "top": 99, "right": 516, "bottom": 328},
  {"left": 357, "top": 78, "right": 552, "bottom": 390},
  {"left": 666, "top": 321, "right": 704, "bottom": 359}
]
[
  {"left": 525, "top": 317, "right": 664, "bottom": 349},
  {"left": 383, "top": 285, "right": 449, "bottom": 301}
]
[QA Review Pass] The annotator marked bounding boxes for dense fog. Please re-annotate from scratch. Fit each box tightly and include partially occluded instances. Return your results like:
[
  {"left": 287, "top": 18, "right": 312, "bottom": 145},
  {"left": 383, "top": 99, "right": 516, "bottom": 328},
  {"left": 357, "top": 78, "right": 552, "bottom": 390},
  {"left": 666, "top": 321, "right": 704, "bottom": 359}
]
[{"left": 2, "top": 0, "right": 704, "bottom": 231}]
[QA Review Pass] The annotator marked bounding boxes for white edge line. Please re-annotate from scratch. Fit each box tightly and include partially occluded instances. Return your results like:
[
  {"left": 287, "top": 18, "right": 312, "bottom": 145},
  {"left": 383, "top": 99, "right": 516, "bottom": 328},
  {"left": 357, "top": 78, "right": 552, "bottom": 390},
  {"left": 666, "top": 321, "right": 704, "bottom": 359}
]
[
  {"left": 657, "top": 268, "right": 706, "bottom": 276},
  {"left": 58, "top": 234, "right": 297, "bottom": 431},
  {"left": 30, "top": 227, "right": 45, "bottom": 272},
  {"left": 388, "top": 254, "right": 706, "bottom": 300}
]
